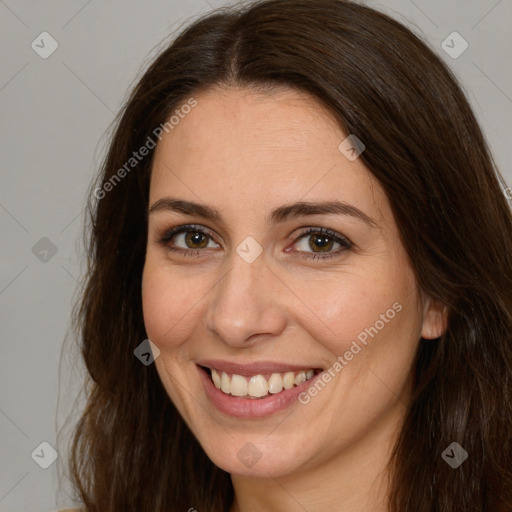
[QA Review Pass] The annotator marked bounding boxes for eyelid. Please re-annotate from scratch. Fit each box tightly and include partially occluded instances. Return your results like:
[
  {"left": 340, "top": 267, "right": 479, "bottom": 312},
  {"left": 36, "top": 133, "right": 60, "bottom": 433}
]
[
  {"left": 288, "top": 226, "right": 353, "bottom": 258},
  {"left": 155, "top": 223, "right": 221, "bottom": 246},
  {"left": 292, "top": 226, "right": 352, "bottom": 245}
]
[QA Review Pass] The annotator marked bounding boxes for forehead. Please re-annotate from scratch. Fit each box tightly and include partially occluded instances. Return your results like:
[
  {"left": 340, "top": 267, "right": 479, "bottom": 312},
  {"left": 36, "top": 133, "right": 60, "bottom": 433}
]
[
  {"left": 149, "top": 86, "right": 386, "bottom": 225},
  {"left": 153, "top": 86, "right": 344, "bottom": 177}
]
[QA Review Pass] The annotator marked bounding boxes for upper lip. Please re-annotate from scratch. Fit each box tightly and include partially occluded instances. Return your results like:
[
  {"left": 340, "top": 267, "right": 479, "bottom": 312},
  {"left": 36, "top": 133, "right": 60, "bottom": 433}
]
[{"left": 196, "top": 359, "right": 322, "bottom": 376}]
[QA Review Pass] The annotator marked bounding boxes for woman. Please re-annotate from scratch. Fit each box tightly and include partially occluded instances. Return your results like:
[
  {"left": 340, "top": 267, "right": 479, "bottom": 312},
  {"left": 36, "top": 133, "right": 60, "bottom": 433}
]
[{"left": 64, "top": 0, "right": 512, "bottom": 510}]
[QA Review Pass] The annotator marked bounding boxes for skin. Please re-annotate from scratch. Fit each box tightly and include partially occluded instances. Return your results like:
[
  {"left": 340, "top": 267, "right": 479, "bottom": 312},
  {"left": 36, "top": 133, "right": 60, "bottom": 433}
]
[{"left": 142, "top": 86, "right": 447, "bottom": 512}]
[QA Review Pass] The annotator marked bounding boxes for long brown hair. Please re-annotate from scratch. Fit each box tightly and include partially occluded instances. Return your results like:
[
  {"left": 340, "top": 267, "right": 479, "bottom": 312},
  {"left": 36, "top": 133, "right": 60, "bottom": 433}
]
[{"left": 66, "top": 0, "right": 512, "bottom": 510}]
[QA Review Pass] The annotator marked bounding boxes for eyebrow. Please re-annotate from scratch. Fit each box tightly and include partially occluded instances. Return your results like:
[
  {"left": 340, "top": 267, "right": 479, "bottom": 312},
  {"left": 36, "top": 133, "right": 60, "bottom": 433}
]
[{"left": 148, "top": 197, "right": 377, "bottom": 227}]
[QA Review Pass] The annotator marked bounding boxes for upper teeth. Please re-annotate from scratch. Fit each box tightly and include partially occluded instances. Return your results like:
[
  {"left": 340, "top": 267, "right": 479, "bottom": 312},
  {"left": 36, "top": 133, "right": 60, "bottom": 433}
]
[{"left": 211, "top": 369, "right": 315, "bottom": 398}]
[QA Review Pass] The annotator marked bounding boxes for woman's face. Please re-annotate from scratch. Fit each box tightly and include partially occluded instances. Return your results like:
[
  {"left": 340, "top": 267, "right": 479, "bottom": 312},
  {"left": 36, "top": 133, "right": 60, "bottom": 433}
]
[{"left": 142, "top": 86, "right": 443, "bottom": 478}]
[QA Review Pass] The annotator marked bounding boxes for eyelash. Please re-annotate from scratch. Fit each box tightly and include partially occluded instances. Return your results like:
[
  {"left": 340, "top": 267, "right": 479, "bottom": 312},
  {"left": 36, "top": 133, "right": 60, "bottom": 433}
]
[{"left": 155, "top": 224, "right": 353, "bottom": 260}]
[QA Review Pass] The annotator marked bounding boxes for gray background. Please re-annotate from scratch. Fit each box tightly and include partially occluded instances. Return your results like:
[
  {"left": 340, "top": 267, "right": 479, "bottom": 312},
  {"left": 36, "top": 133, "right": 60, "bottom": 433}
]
[{"left": 1, "top": 0, "right": 510, "bottom": 511}]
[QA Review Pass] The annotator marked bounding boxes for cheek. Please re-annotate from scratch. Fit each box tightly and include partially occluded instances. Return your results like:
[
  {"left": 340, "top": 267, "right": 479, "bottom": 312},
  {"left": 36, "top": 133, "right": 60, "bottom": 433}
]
[
  {"left": 141, "top": 261, "right": 199, "bottom": 349},
  {"left": 290, "top": 271, "right": 398, "bottom": 336},
  {"left": 288, "top": 262, "right": 420, "bottom": 362}
]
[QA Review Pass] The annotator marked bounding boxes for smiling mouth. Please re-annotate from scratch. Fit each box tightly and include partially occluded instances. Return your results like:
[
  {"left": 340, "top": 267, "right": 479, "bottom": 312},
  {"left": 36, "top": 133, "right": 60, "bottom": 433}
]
[{"left": 200, "top": 366, "right": 322, "bottom": 399}]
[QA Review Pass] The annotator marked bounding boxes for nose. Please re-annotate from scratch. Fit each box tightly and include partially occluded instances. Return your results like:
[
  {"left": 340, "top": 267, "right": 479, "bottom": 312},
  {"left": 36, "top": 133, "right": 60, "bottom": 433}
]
[{"left": 204, "top": 251, "right": 287, "bottom": 348}]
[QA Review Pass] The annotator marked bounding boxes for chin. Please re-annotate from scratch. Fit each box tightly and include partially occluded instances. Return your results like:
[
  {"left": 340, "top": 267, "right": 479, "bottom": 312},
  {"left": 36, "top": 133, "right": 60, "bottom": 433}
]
[{"left": 198, "top": 429, "right": 315, "bottom": 479}]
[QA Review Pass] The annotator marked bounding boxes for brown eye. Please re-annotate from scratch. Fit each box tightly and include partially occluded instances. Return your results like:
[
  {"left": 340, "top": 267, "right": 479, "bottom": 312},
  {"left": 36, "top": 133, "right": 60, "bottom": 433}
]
[
  {"left": 308, "top": 234, "right": 335, "bottom": 253},
  {"left": 157, "top": 224, "right": 220, "bottom": 253},
  {"left": 292, "top": 227, "right": 353, "bottom": 260},
  {"left": 184, "top": 230, "right": 209, "bottom": 248}
]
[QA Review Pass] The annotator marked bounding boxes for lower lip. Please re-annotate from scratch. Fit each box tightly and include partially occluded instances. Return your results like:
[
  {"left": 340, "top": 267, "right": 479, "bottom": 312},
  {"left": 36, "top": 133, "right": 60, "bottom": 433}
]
[{"left": 198, "top": 366, "right": 321, "bottom": 418}]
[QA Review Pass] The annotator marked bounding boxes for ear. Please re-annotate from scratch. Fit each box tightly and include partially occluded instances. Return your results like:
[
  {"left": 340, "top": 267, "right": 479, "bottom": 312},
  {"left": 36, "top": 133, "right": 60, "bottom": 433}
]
[{"left": 421, "top": 295, "right": 448, "bottom": 340}]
